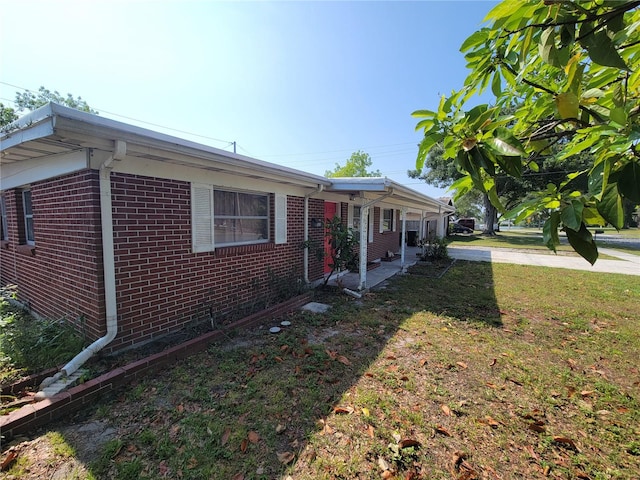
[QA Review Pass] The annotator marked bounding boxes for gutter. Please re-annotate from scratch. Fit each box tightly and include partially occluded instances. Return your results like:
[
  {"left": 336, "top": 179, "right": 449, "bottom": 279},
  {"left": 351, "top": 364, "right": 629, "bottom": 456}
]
[
  {"left": 304, "top": 184, "right": 324, "bottom": 283},
  {"left": 38, "top": 141, "right": 125, "bottom": 396}
]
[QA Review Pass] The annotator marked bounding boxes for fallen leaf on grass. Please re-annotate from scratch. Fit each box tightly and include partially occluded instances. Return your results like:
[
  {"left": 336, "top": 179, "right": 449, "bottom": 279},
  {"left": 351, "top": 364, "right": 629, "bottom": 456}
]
[
  {"left": 240, "top": 439, "right": 248, "bottom": 453},
  {"left": 1, "top": 450, "right": 17, "bottom": 471},
  {"left": 580, "top": 390, "right": 594, "bottom": 397},
  {"left": 176, "top": 404, "right": 184, "bottom": 413},
  {"left": 221, "top": 427, "right": 231, "bottom": 446},
  {"left": 567, "top": 358, "right": 577, "bottom": 370},
  {"left": 366, "top": 425, "right": 375, "bottom": 438},
  {"left": 506, "top": 377, "right": 523, "bottom": 386},
  {"left": 399, "top": 438, "right": 421, "bottom": 449},
  {"left": 489, "top": 358, "right": 497, "bottom": 367},
  {"left": 479, "top": 416, "right": 499, "bottom": 428},
  {"left": 232, "top": 473, "right": 244, "bottom": 480},
  {"left": 434, "top": 425, "right": 452, "bottom": 436},
  {"left": 456, "top": 361, "right": 468, "bottom": 369},
  {"left": 377, "top": 456, "right": 391, "bottom": 471},
  {"left": 361, "top": 407, "right": 370, "bottom": 417},
  {"left": 441, "top": 404, "right": 453, "bottom": 417},
  {"left": 528, "top": 421, "right": 546, "bottom": 433},
  {"left": 334, "top": 406, "right": 354, "bottom": 414},
  {"left": 277, "top": 451, "right": 295, "bottom": 464},
  {"left": 337, "top": 355, "right": 351, "bottom": 366},
  {"left": 419, "top": 358, "right": 428, "bottom": 367},
  {"left": 274, "top": 356, "right": 283, "bottom": 362},
  {"left": 553, "top": 436, "right": 580, "bottom": 451},
  {"left": 187, "top": 456, "right": 198, "bottom": 469},
  {"left": 248, "top": 431, "right": 260, "bottom": 443}
]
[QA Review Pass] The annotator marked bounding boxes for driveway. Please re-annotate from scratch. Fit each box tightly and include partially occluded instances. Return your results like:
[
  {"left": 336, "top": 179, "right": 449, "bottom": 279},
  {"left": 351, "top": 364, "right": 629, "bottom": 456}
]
[{"left": 448, "top": 245, "right": 640, "bottom": 276}]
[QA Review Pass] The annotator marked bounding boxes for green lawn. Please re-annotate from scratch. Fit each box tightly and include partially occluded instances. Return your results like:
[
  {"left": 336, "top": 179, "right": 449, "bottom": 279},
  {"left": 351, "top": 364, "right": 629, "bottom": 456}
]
[{"left": 4, "top": 261, "right": 639, "bottom": 479}]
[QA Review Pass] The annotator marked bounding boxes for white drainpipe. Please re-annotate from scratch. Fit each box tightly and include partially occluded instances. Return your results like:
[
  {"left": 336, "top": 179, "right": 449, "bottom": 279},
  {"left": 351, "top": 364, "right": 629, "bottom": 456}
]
[
  {"left": 304, "top": 184, "right": 324, "bottom": 283},
  {"left": 39, "top": 142, "right": 125, "bottom": 391}
]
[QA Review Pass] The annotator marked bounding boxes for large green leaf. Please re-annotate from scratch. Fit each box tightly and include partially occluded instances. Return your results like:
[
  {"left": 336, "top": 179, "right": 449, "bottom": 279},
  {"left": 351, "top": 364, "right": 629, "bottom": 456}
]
[
  {"left": 618, "top": 161, "right": 640, "bottom": 203},
  {"left": 561, "top": 200, "right": 584, "bottom": 232},
  {"left": 565, "top": 223, "right": 598, "bottom": 265},
  {"left": 543, "top": 212, "right": 561, "bottom": 252},
  {"left": 484, "top": 128, "right": 525, "bottom": 156},
  {"left": 597, "top": 183, "right": 624, "bottom": 229},
  {"left": 581, "top": 31, "right": 629, "bottom": 70},
  {"left": 460, "top": 29, "right": 489, "bottom": 53},
  {"left": 582, "top": 206, "right": 606, "bottom": 227}
]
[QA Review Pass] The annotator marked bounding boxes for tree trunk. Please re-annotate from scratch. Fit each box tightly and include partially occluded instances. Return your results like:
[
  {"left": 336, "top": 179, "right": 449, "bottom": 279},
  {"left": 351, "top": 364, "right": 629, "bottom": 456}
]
[{"left": 482, "top": 193, "right": 498, "bottom": 235}]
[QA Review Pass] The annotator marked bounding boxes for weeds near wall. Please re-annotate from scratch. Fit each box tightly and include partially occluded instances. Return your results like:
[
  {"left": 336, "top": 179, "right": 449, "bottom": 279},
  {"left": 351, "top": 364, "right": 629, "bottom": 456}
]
[
  {"left": 0, "top": 296, "right": 86, "bottom": 384},
  {"left": 418, "top": 236, "right": 449, "bottom": 261}
]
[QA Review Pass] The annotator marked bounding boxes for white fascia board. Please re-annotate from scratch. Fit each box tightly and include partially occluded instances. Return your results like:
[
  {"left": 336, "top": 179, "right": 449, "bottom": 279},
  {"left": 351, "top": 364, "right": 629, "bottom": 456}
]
[
  {"left": 0, "top": 149, "right": 89, "bottom": 190},
  {"left": 0, "top": 118, "right": 55, "bottom": 151},
  {"left": 47, "top": 106, "right": 331, "bottom": 188}
]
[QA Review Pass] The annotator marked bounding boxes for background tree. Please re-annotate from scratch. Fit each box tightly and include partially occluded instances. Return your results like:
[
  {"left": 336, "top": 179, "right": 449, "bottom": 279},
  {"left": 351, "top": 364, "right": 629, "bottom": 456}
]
[
  {"left": 325, "top": 150, "right": 381, "bottom": 177},
  {"left": 0, "top": 103, "right": 18, "bottom": 127},
  {"left": 408, "top": 143, "right": 499, "bottom": 233},
  {"left": 14, "top": 86, "right": 97, "bottom": 114},
  {"left": 414, "top": 1, "right": 640, "bottom": 264}
]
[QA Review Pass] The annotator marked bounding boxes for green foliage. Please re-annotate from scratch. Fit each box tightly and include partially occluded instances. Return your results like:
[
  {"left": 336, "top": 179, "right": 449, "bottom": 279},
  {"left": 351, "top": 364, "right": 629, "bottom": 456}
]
[
  {"left": 414, "top": 1, "right": 640, "bottom": 264},
  {"left": 323, "top": 215, "right": 359, "bottom": 285},
  {"left": 14, "top": 86, "right": 98, "bottom": 114},
  {"left": 325, "top": 150, "right": 381, "bottom": 177},
  {"left": 0, "top": 297, "right": 86, "bottom": 383},
  {"left": 418, "top": 236, "right": 449, "bottom": 261},
  {"left": 0, "top": 102, "right": 18, "bottom": 127}
]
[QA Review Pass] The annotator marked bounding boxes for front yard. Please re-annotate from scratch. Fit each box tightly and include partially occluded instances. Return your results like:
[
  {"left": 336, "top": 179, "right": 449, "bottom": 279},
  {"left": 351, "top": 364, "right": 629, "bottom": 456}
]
[{"left": 2, "top": 260, "right": 639, "bottom": 479}]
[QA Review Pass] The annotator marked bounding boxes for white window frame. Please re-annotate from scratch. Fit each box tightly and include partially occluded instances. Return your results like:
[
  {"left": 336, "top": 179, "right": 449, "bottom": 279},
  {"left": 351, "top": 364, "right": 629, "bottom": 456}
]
[
  {"left": 214, "top": 189, "right": 270, "bottom": 248},
  {"left": 191, "top": 183, "right": 282, "bottom": 253},
  {"left": 22, "top": 190, "right": 35, "bottom": 245},
  {"left": 381, "top": 208, "right": 394, "bottom": 233}
]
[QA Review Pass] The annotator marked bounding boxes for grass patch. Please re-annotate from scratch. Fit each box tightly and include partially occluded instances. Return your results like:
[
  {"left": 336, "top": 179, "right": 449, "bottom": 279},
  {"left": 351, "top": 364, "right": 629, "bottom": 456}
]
[
  {"left": 5, "top": 263, "right": 640, "bottom": 479},
  {"left": 0, "top": 297, "right": 86, "bottom": 385}
]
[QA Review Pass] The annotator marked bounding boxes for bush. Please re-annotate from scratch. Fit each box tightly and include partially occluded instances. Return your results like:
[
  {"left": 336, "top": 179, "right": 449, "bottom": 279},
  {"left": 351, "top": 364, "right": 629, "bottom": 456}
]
[{"left": 418, "top": 236, "right": 449, "bottom": 261}]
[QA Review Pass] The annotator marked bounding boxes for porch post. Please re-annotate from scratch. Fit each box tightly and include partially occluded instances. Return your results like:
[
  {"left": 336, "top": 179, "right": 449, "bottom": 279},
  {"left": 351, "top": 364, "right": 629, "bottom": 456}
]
[
  {"left": 400, "top": 207, "right": 407, "bottom": 269},
  {"left": 358, "top": 205, "right": 369, "bottom": 291}
]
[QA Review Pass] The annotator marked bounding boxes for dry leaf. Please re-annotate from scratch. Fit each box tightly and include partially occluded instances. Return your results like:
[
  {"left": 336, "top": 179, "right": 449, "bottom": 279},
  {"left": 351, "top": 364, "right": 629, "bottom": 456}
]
[
  {"left": 337, "top": 355, "right": 351, "bottom": 366},
  {"left": 276, "top": 424, "right": 286, "bottom": 434},
  {"left": 386, "top": 355, "right": 397, "bottom": 360},
  {"left": 1, "top": 451, "right": 17, "bottom": 471},
  {"left": 187, "top": 456, "right": 198, "bottom": 469},
  {"left": 441, "top": 404, "right": 453, "bottom": 417},
  {"left": 176, "top": 404, "right": 184, "bottom": 413},
  {"left": 451, "top": 450, "right": 467, "bottom": 469},
  {"left": 240, "top": 439, "right": 248, "bottom": 453},
  {"left": 419, "top": 358, "right": 428, "bottom": 367},
  {"left": 274, "top": 356, "right": 283, "bottom": 362},
  {"left": 325, "top": 349, "right": 337, "bottom": 359},
  {"left": 280, "top": 344, "right": 289, "bottom": 352},
  {"left": 399, "top": 438, "right": 421, "bottom": 449},
  {"left": 400, "top": 375, "right": 409, "bottom": 381},
  {"left": 221, "top": 427, "right": 231, "bottom": 446},
  {"left": 434, "top": 425, "right": 452, "bottom": 436},
  {"left": 566, "top": 386, "right": 576, "bottom": 398},
  {"left": 528, "top": 421, "right": 546, "bottom": 433},
  {"left": 361, "top": 407, "right": 370, "bottom": 417},
  {"left": 456, "top": 361, "right": 468, "bottom": 369},
  {"left": 232, "top": 474, "right": 245, "bottom": 480},
  {"left": 248, "top": 431, "right": 260, "bottom": 444},
  {"left": 580, "top": 390, "right": 594, "bottom": 397},
  {"left": 481, "top": 416, "right": 499, "bottom": 428},
  {"left": 553, "top": 436, "right": 579, "bottom": 451},
  {"left": 367, "top": 425, "right": 375, "bottom": 438},
  {"left": 489, "top": 358, "right": 497, "bottom": 367},
  {"left": 567, "top": 358, "right": 577, "bottom": 370},
  {"left": 575, "top": 472, "right": 591, "bottom": 480},
  {"left": 506, "top": 377, "right": 523, "bottom": 386},
  {"left": 381, "top": 470, "right": 394, "bottom": 479},
  {"left": 334, "top": 406, "right": 354, "bottom": 414},
  {"left": 277, "top": 451, "right": 295, "bottom": 464}
]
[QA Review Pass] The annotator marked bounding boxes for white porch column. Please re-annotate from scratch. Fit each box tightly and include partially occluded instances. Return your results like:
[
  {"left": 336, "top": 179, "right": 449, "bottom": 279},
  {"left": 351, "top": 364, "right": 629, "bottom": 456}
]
[
  {"left": 400, "top": 207, "right": 407, "bottom": 268},
  {"left": 358, "top": 205, "right": 370, "bottom": 291}
]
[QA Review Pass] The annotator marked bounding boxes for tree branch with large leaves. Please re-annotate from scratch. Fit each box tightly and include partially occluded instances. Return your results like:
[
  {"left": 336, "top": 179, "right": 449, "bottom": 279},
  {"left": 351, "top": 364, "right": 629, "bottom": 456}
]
[{"left": 414, "top": 0, "right": 640, "bottom": 264}]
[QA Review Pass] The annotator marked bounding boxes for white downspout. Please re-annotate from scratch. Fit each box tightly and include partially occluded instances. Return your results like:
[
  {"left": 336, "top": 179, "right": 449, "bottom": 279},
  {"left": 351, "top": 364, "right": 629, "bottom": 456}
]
[
  {"left": 400, "top": 207, "right": 407, "bottom": 270},
  {"left": 39, "top": 142, "right": 125, "bottom": 392},
  {"left": 357, "top": 189, "right": 394, "bottom": 291},
  {"left": 304, "top": 184, "right": 324, "bottom": 283}
]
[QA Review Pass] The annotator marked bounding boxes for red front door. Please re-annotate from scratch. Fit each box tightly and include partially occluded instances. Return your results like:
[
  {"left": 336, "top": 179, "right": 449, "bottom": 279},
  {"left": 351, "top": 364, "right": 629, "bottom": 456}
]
[{"left": 323, "top": 202, "right": 337, "bottom": 273}]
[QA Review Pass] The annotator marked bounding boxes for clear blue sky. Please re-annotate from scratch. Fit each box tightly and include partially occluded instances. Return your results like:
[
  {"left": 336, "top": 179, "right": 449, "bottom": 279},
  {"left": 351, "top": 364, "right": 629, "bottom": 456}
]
[{"left": 0, "top": 0, "right": 496, "bottom": 199}]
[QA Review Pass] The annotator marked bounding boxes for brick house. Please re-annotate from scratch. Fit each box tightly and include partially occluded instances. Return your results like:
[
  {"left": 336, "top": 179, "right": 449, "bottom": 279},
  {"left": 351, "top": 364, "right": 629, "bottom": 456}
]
[{"left": 0, "top": 103, "right": 453, "bottom": 361}]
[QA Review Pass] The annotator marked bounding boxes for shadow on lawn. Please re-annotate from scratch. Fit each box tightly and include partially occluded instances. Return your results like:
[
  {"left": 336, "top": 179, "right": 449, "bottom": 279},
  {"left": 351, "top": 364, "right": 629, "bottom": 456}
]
[{"left": 25, "top": 261, "right": 502, "bottom": 479}]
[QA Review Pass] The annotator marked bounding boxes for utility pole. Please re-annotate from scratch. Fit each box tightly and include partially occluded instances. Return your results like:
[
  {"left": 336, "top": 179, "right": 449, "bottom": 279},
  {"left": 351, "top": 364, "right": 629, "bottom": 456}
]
[{"left": 233, "top": 141, "right": 236, "bottom": 154}]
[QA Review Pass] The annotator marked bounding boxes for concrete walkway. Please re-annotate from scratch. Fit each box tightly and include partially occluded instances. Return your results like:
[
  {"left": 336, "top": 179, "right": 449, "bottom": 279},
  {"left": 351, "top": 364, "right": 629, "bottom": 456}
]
[
  {"left": 448, "top": 245, "right": 640, "bottom": 276},
  {"left": 328, "top": 244, "right": 639, "bottom": 293}
]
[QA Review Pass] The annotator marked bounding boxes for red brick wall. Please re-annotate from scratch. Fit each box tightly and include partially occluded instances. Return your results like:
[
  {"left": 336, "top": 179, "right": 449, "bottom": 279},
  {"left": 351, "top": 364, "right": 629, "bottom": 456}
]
[
  {"left": 109, "top": 173, "right": 324, "bottom": 351},
  {"left": 368, "top": 207, "right": 401, "bottom": 261},
  {"left": 0, "top": 170, "right": 104, "bottom": 339}
]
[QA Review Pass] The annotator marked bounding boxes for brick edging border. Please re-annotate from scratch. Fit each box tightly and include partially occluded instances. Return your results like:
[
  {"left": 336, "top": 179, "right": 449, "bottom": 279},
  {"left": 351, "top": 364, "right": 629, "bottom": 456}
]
[{"left": 0, "top": 292, "right": 313, "bottom": 441}]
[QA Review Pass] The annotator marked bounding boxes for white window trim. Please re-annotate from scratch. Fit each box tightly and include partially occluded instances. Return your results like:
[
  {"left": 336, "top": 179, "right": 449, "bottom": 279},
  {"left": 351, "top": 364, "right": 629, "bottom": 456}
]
[
  {"left": 0, "top": 196, "right": 7, "bottom": 241},
  {"left": 275, "top": 193, "right": 287, "bottom": 244},
  {"left": 23, "top": 190, "right": 35, "bottom": 245}
]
